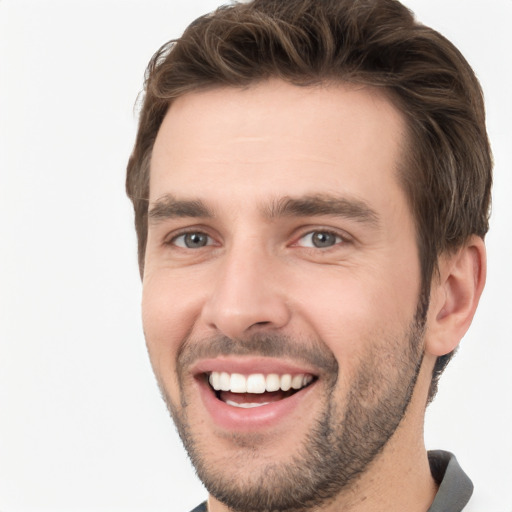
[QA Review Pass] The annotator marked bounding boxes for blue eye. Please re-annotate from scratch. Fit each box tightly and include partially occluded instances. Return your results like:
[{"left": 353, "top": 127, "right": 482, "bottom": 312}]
[
  {"left": 298, "top": 231, "right": 342, "bottom": 248},
  {"left": 172, "top": 232, "right": 212, "bottom": 249}
]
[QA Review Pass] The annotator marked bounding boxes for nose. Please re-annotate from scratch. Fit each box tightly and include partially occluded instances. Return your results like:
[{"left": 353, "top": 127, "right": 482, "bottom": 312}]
[{"left": 200, "top": 244, "right": 291, "bottom": 339}]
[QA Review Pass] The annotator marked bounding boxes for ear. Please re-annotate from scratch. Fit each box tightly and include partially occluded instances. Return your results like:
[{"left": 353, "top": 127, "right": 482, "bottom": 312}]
[{"left": 425, "top": 236, "right": 486, "bottom": 357}]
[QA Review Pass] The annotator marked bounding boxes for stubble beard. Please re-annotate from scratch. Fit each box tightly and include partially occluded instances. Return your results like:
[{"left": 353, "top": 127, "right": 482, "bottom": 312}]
[{"left": 158, "top": 310, "right": 426, "bottom": 512}]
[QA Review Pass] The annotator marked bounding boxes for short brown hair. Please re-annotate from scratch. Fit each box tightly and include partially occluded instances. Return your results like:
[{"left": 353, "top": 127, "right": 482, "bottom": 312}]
[{"left": 126, "top": 0, "right": 492, "bottom": 400}]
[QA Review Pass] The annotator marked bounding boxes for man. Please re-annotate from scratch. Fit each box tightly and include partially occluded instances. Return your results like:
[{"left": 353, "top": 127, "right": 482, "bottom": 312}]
[{"left": 126, "top": 0, "right": 492, "bottom": 510}]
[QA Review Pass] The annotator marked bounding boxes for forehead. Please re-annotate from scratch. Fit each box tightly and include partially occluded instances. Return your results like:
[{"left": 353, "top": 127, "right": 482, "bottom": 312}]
[{"left": 150, "top": 80, "right": 408, "bottom": 210}]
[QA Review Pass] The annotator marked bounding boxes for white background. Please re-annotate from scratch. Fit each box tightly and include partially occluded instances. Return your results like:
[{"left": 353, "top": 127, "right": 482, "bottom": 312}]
[{"left": 1, "top": 1, "right": 511, "bottom": 511}]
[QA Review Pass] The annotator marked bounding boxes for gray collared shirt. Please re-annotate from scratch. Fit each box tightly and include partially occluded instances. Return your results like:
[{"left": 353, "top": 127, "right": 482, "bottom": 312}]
[{"left": 428, "top": 450, "right": 473, "bottom": 512}]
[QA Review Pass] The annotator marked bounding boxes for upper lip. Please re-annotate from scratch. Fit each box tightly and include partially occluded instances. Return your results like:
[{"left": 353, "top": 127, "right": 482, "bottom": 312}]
[{"left": 190, "top": 356, "right": 320, "bottom": 378}]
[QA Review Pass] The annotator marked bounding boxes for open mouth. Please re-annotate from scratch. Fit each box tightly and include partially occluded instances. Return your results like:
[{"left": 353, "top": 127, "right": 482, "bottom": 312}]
[{"left": 207, "top": 371, "right": 316, "bottom": 408}]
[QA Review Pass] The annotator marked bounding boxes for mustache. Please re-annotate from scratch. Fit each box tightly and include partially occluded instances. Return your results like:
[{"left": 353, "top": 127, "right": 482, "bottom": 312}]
[{"left": 177, "top": 333, "right": 339, "bottom": 375}]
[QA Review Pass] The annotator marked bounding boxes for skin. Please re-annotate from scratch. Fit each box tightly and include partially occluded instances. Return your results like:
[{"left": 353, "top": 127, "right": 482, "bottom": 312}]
[{"left": 142, "top": 80, "right": 486, "bottom": 512}]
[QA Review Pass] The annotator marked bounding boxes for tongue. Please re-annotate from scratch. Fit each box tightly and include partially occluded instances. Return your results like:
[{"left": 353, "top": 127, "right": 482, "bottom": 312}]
[{"left": 219, "top": 390, "right": 293, "bottom": 404}]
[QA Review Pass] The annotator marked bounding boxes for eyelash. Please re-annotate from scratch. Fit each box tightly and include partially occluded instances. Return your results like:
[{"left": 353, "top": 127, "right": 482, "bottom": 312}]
[
  {"left": 292, "top": 228, "right": 353, "bottom": 253},
  {"left": 166, "top": 229, "right": 217, "bottom": 249},
  {"left": 165, "top": 227, "right": 350, "bottom": 251}
]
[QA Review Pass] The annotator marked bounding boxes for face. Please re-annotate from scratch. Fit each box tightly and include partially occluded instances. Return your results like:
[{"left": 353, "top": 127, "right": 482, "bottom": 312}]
[{"left": 143, "top": 81, "right": 425, "bottom": 511}]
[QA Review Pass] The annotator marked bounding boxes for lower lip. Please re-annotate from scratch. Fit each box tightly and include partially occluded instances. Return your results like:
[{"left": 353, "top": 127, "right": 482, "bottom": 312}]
[{"left": 197, "top": 377, "right": 317, "bottom": 431}]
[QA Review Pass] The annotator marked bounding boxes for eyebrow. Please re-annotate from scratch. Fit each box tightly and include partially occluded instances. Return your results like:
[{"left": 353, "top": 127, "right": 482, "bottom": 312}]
[
  {"left": 148, "top": 192, "right": 379, "bottom": 227},
  {"left": 264, "top": 194, "right": 379, "bottom": 226},
  {"left": 148, "top": 194, "right": 214, "bottom": 223}
]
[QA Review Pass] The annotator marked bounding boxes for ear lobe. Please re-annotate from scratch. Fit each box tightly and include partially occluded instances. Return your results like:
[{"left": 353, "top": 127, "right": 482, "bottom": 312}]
[{"left": 425, "top": 236, "right": 486, "bottom": 357}]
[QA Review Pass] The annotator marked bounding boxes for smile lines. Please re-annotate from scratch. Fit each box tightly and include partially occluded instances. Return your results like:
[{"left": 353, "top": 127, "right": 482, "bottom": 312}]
[{"left": 208, "top": 372, "right": 314, "bottom": 394}]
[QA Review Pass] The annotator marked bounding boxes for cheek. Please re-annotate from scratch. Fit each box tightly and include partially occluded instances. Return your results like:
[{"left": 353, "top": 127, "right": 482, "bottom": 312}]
[
  {"left": 290, "top": 263, "right": 420, "bottom": 361},
  {"left": 142, "top": 266, "right": 205, "bottom": 337},
  {"left": 141, "top": 271, "right": 202, "bottom": 400}
]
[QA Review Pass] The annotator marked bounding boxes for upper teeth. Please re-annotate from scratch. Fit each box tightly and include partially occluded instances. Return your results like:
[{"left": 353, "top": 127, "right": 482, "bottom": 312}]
[{"left": 208, "top": 372, "right": 313, "bottom": 394}]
